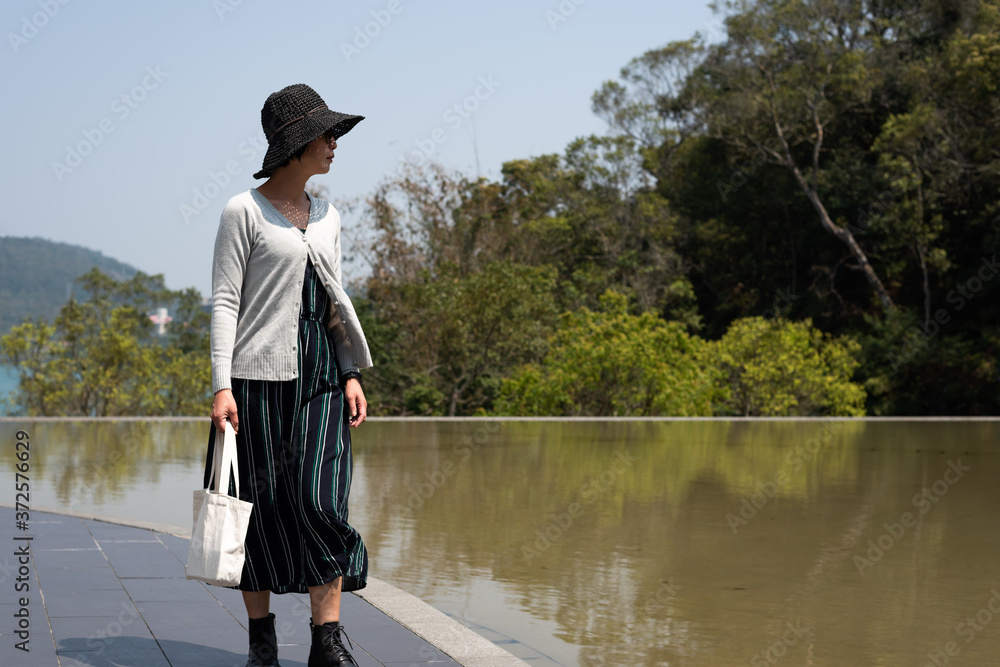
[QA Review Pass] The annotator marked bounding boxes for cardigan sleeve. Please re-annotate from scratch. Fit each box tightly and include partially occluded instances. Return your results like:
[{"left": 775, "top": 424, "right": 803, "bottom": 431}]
[
  {"left": 324, "top": 208, "right": 362, "bottom": 378},
  {"left": 210, "top": 200, "right": 254, "bottom": 393}
]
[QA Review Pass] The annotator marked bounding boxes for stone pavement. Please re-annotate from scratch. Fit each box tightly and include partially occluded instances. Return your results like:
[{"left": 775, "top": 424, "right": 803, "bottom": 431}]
[{"left": 0, "top": 507, "right": 529, "bottom": 666}]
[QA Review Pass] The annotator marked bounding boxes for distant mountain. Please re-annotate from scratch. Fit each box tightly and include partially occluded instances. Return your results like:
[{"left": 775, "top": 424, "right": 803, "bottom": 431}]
[{"left": 0, "top": 236, "right": 140, "bottom": 334}]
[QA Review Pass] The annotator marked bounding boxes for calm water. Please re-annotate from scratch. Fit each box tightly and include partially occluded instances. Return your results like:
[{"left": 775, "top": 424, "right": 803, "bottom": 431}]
[
  {"left": 1, "top": 418, "right": 999, "bottom": 666},
  {"left": 0, "top": 366, "right": 17, "bottom": 415}
]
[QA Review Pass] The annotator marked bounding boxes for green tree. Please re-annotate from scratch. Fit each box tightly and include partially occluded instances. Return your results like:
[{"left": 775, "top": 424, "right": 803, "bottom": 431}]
[
  {"left": 0, "top": 268, "right": 210, "bottom": 416},
  {"left": 495, "top": 290, "right": 718, "bottom": 416},
  {"left": 713, "top": 316, "right": 866, "bottom": 416},
  {"left": 361, "top": 260, "right": 559, "bottom": 416},
  {"left": 589, "top": 0, "right": 999, "bottom": 414}
]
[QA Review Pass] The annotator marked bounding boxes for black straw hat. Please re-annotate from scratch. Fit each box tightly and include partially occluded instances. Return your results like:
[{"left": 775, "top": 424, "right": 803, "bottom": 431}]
[{"left": 253, "top": 83, "right": 364, "bottom": 179}]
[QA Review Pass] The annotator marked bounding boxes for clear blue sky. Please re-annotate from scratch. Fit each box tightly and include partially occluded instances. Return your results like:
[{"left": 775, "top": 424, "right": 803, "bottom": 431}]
[{"left": 2, "top": 0, "right": 716, "bottom": 296}]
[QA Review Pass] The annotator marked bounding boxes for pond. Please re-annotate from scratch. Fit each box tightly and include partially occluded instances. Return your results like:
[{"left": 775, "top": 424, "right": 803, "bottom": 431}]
[
  {"left": 1, "top": 417, "right": 998, "bottom": 666},
  {"left": 0, "top": 366, "right": 18, "bottom": 416}
]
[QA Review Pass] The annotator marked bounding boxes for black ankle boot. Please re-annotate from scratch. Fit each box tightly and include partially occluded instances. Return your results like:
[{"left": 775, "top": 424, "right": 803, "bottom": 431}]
[
  {"left": 247, "top": 613, "right": 281, "bottom": 666},
  {"left": 308, "top": 618, "right": 358, "bottom": 667}
]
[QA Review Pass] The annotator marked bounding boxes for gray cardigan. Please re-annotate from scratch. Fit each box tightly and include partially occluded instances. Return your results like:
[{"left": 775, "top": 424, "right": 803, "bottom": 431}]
[{"left": 210, "top": 188, "right": 373, "bottom": 394}]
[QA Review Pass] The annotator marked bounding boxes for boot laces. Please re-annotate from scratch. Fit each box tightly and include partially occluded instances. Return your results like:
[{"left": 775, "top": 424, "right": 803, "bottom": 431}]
[{"left": 322, "top": 623, "right": 355, "bottom": 657}]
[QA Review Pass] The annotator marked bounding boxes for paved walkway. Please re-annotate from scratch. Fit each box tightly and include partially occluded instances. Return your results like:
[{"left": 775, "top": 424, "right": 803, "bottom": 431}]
[{"left": 0, "top": 508, "right": 528, "bottom": 666}]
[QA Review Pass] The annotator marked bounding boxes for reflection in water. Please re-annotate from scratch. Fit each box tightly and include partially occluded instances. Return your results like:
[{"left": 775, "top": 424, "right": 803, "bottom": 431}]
[{"left": 2, "top": 418, "right": 999, "bottom": 666}]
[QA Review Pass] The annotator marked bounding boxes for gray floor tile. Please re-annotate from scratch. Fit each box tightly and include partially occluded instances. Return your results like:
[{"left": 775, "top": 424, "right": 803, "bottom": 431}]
[
  {"left": 58, "top": 645, "right": 171, "bottom": 667},
  {"left": 346, "top": 620, "right": 456, "bottom": 664},
  {"left": 84, "top": 520, "right": 160, "bottom": 539},
  {"left": 43, "top": 588, "right": 140, "bottom": 618},
  {"left": 36, "top": 564, "right": 123, "bottom": 593},
  {"left": 32, "top": 533, "right": 99, "bottom": 550},
  {"left": 139, "top": 600, "right": 246, "bottom": 655},
  {"left": 51, "top": 610, "right": 153, "bottom": 640},
  {"left": 158, "top": 533, "right": 193, "bottom": 563},
  {"left": 99, "top": 541, "right": 185, "bottom": 578},
  {"left": 0, "top": 586, "right": 30, "bottom": 603},
  {"left": 51, "top": 613, "right": 154, "bottom": 646},
  {"left": 120, "top": 577, "right": 217, "bottom": 603},
  {"left": 32, "top": 548, "right": 108, "bottom": 569},
  {"left": 149, "top": 638, "right": 249, "bottom": 667},
  {"left": 32, "top": 517, "right": 91, "bottom": 537},
  {"left": 0, "top": 643, "right": 59, "bottom": 666}
]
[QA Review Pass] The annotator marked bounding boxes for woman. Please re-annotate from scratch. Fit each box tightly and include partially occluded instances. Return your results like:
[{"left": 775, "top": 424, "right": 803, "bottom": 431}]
[{"left": 206, "top": 83, "right": 372, "bottom": 667}]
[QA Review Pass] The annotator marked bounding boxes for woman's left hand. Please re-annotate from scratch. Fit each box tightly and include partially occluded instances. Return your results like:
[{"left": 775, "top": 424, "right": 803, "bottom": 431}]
[{"left": 344, "top": 378, "right": 367, "bottom": 428}]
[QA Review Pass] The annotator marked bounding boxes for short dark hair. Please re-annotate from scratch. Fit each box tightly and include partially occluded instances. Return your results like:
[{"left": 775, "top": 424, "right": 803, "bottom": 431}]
[{"left": 275, "top": 128, "right": 336, "bottom": 171}]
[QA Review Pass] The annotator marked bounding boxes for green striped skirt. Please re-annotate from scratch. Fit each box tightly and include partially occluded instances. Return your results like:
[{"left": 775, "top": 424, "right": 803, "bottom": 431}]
[{"left": 203, "top": 257, "right": 368, "bottom": 593}]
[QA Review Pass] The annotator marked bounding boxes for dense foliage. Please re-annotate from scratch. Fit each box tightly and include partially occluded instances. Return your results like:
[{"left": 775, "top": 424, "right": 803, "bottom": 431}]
[
  {"left": 0, "top": 269, "right": 210, "bottom": 416},
  {"left": 352, "top": 0, "right": 999, "bottom": 415},
  {"left": 494, "top": 290, "right": 720, "bottom": 417}
]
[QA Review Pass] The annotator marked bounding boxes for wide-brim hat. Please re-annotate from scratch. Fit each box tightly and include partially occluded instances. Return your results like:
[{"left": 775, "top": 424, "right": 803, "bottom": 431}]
[{"left": 253, "top": 83, "right": 364, "bottom": 179}]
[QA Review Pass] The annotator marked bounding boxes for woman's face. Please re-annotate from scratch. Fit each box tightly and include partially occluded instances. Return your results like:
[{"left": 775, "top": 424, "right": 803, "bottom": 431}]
[{"left": 298, "top": 130, "right": 338, "bottom": 174}]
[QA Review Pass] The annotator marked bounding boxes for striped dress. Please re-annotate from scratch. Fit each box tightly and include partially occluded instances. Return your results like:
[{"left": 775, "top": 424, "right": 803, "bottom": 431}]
[{"left": 202, "top": 248, "right": 368, "bottom": 593}]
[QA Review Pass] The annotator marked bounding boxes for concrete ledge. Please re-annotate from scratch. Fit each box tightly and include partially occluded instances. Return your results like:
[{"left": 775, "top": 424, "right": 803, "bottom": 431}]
[
  {"left": 355, "top": 577, "right": 529, "bottom": 667},
  {"left": 0, "top": 501, "right": 191, "bottom": 537}
]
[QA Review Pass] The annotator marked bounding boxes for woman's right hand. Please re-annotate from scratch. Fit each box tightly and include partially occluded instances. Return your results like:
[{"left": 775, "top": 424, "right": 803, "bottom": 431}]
[{"left": 211, "top": 388, "right": 239, "bottom": 433}]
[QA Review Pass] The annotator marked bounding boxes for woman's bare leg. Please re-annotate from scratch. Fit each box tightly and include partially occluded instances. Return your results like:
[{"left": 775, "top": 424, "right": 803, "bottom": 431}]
[
  {"left": 244, "top": 590, "right": 271, "bottom": 619},
  {"left": 308, "top": 576, "right": 342, "bottom": 624}
]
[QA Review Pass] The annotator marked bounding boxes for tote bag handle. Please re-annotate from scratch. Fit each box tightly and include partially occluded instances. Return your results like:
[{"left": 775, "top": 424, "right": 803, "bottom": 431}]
[{"left": 207, "top": 420, "right": 240, "bottom": 498}]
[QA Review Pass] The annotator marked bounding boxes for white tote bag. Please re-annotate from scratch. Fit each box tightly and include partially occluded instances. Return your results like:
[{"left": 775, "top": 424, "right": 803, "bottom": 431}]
[{"left": 185, "top": 421, "right": 254, "bottom": 587}]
